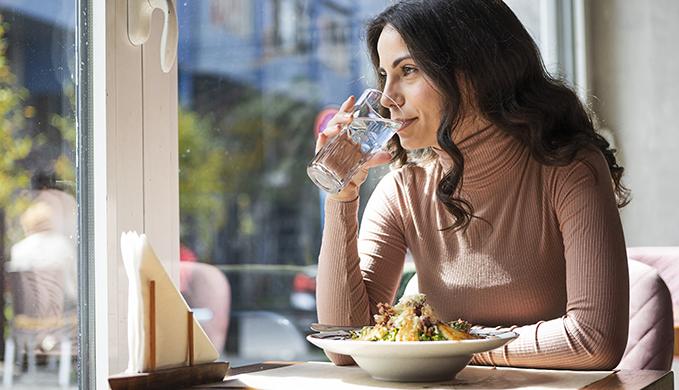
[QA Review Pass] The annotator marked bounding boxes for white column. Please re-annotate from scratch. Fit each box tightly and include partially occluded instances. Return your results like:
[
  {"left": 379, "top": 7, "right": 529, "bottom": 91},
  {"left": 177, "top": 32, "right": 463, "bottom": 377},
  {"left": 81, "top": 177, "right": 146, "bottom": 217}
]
[{"left": 94, "top": 0, "right": 179, "bottom": 383}]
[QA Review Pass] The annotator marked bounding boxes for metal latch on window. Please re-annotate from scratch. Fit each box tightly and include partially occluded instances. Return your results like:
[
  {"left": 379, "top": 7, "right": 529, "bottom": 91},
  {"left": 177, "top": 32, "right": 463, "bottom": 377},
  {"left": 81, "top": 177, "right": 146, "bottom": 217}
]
[{"left": 128, "top": 0, "right": 178, "bottom": 73}]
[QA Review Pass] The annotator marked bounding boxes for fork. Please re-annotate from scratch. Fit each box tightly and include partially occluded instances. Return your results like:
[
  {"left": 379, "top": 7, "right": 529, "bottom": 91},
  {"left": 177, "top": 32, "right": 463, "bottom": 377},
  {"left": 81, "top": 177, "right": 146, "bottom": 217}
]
[{"left": 310, "top": 323, "right": 363, "bottom": 332}]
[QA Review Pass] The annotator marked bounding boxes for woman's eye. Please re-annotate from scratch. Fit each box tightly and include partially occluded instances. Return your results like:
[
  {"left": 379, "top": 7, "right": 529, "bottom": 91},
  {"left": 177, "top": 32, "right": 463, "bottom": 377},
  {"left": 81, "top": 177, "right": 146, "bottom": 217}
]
[{"left": 402, "top": 66, "right": 417, "bottom": 76}]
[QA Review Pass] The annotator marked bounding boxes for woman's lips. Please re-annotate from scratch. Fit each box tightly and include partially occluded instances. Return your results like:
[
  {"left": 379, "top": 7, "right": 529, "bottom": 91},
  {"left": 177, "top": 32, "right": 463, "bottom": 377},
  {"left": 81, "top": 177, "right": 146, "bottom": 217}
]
[{"left": 397, "top": 118, "right": 416, "bottom": 132}]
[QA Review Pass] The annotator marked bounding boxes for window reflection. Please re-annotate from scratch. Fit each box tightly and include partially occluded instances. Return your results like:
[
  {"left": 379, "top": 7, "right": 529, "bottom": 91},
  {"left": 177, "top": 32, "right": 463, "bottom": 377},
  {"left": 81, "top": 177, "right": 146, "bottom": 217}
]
[
  {"left": 177, "top": 0, "right": 546, "bottom": 366},
  {"left": 177, "top": 0, "right": 382, "bottom": 366},
  {"left": 0, "top": 1, "right": 77, "bottom": 388}
]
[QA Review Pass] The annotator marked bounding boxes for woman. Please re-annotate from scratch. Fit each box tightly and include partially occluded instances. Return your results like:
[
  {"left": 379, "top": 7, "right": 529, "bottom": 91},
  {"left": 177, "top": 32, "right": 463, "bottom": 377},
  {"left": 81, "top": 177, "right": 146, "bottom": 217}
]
[{"left": 315, "top": 0, "right": 630, "bottom": 370}]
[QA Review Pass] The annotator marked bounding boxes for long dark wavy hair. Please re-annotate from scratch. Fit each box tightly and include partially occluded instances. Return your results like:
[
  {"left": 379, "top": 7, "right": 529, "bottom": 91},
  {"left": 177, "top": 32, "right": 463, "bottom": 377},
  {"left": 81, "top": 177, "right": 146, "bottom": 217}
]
[{"left": 366, "top": 0, "right": 630, "bottom": 231}]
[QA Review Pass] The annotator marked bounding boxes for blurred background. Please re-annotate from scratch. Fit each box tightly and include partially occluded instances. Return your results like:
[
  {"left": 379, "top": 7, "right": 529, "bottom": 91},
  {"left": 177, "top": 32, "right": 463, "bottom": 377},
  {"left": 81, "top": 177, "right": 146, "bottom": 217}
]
[{"left": 0, "top": 0, "right": 676, "bottom": 387}]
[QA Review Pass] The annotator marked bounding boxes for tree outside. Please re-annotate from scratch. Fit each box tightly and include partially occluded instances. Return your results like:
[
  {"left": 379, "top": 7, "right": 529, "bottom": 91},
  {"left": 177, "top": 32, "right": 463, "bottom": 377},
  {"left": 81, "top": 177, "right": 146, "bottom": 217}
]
[
  {"left": 179, "top": 84, "right": 322, "bottom": 269},
  {"left": 0, "top": 15, "right": 34, "bottom": 267}
]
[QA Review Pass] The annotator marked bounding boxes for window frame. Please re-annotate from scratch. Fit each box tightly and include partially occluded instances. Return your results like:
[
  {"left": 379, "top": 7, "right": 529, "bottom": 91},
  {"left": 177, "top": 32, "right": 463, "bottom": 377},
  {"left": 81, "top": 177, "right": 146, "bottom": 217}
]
[
  {"left": 539, "top": 0, "right": 589, "bottom": 103},
  {"left": 76, "top": 0, "right": 95, "bottom": 388},
  {"left": 89, "top": 1, "right": 180, "bottom": 388}
]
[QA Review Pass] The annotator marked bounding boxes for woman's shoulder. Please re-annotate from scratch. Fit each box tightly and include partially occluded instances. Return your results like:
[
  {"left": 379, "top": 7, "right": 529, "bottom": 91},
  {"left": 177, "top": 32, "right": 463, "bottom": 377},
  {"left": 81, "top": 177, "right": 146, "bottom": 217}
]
[
  {"left": 548, "top": 146, "right": 611, "bottom": 182},
  {"left": 544, "top": 146, "right": 615, "bottom": 207}
]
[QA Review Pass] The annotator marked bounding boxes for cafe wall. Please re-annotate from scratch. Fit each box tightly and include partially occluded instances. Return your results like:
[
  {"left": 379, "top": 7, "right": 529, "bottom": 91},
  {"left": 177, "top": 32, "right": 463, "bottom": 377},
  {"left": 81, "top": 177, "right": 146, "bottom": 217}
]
[{"left": 588, "top": 0, "right": 679, "bottom": 246}]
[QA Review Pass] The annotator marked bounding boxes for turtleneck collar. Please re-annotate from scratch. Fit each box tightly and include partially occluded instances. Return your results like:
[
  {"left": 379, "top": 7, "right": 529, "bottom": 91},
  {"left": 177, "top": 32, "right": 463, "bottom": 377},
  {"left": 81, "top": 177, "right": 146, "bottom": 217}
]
[{"left": 432, "top": 122, "right": 526, "bottom": 188}]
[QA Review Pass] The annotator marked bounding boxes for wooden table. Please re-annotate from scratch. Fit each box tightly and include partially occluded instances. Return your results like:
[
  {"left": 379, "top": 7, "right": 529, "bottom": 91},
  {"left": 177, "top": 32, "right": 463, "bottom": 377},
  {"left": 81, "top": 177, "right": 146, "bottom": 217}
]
[{"left": 188, "top": 361, "right": 674, "bottom": 389}]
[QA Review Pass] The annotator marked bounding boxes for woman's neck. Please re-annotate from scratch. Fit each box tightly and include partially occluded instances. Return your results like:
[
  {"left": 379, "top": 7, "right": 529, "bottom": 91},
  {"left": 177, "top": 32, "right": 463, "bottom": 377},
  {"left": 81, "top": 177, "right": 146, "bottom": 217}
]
[
  {"left": 433, "top": 120, "right": 526, "bottom": 188},
  {"left": 431, "top": 114, "right": 493, "bottom": 158},
  {"left": 452, "top": 114, "right": 493, "bottom": 145}
]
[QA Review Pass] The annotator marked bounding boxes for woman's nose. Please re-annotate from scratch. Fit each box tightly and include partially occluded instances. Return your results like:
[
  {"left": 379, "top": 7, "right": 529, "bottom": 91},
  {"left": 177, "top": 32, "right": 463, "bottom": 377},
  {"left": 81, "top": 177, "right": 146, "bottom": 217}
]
[{"left": 380, "top": 89, "right": 403, "bottom": 116}]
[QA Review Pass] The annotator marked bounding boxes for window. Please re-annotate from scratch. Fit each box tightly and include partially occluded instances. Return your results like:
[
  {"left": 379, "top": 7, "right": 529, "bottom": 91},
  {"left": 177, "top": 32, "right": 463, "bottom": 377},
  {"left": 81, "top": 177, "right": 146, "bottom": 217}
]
[
  {"left": 176, "top": 0, "right": 393, "bottom": 365},
  {"left": 5, "top": 0, "right": 581, "bottom": 388},
  {"left": 175, "top": 0, "right": 564, "bottom": 366},
  {"left": 0, "top": 0, "right": 79, "bottom": 388},
  {"left": 268, "top": 0, "right": 312, "bottom": 54}
]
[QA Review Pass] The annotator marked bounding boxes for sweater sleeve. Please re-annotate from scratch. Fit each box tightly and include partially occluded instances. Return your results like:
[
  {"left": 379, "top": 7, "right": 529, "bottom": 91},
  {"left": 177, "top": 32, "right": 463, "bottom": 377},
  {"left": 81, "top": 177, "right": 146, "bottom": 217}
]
[
  {"left": 472, "top": 151, "right": 629, "bottom": 370},
  {"left": 316, "top": 171, "right": 408, "bottom": 365}
]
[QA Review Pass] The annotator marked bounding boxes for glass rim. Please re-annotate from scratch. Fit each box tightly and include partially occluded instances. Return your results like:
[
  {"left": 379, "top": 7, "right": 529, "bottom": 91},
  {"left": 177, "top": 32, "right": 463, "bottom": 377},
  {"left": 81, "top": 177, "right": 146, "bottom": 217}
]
[{"left": 358, "top": 88, "right": 403, "bottom": 119}]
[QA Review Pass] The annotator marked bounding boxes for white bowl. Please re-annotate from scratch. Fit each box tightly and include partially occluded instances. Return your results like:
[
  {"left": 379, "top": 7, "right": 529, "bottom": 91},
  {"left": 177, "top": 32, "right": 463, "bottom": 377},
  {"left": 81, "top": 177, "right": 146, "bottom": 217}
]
[{"left": 307, "top": 330, "right": 518, "bottom": 382}]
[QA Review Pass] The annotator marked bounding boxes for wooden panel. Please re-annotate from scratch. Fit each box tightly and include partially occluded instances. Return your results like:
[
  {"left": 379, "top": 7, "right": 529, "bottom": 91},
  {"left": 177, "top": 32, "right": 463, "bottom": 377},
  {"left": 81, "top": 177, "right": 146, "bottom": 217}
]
[
  {"left": 108, "top": 0, "right": 145, "bottom": 376},
  {"left": 142, "top": 9, "right": 180, "bottom": 285}
]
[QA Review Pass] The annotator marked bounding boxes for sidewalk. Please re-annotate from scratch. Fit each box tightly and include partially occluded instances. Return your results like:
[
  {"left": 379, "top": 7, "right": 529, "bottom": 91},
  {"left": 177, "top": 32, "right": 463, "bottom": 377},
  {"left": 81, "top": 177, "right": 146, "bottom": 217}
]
[{"left": 0, "top": 361, "right": 76, "bottom": 390}]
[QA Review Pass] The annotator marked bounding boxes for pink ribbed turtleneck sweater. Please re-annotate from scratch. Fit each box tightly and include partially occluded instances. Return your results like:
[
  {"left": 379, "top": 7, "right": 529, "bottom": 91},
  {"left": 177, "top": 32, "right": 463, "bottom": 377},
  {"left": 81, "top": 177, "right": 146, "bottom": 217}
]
[{"left": 316, "top": 124, "right": 629, "bottom": 369}]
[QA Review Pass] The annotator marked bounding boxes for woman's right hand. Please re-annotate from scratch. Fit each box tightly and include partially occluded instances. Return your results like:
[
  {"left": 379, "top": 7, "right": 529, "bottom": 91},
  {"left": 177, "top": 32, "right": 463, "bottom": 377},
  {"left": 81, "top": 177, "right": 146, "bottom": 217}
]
[{"left": 315, "top": 96, "right": 392, "bottom": 202}]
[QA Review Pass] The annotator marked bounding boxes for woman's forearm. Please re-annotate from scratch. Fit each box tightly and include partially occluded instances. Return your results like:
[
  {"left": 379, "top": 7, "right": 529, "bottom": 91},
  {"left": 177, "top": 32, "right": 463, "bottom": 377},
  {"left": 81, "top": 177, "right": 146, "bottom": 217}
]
[{"left": 316, "top": 197, "right": 372, "bottom": 328}]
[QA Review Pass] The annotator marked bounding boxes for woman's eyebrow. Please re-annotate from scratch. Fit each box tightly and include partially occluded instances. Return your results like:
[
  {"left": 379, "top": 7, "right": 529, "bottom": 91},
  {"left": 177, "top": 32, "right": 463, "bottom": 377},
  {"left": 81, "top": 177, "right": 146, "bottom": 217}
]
[
  {"left": 391, "top": 55, "right": 413, "bottom": 68},
  {"left": 378, "top": 55, "right": 414, "bottom": 73}
]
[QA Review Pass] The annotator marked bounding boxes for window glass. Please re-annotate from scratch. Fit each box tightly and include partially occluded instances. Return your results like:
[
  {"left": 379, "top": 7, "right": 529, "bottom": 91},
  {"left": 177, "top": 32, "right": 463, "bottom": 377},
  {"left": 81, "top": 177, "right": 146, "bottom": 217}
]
[
  {"left": 0, "top": 0, "right": 78, "bottom": 388},
  {"left": 177, "top": 0, "right": 550, "bottom": 365},
  {"left": 504, "top": 0, "right": 541, "bottom": 43}
]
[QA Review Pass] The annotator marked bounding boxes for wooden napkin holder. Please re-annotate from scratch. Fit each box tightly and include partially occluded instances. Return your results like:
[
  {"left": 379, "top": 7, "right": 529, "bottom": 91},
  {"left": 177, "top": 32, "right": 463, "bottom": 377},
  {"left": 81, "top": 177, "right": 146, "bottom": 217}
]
[{"left": 109, "top": 280, "right": 229, "bottom": 390}]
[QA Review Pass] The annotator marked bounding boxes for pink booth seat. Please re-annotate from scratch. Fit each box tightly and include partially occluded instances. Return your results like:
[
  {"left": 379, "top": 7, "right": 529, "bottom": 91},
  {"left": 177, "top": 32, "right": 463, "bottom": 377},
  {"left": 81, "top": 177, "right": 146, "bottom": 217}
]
[
  {"left": 627, "top": 247, "right": 679, "bottom": 358},
  {"left": 627, "top": 247, "right": 679, "bottom": 324},
  {"left": 179, "top": 262, "right": 231, "bottom": 354},
  {"left": 616, "top": 259, "right": 673, "bottom": 371}
]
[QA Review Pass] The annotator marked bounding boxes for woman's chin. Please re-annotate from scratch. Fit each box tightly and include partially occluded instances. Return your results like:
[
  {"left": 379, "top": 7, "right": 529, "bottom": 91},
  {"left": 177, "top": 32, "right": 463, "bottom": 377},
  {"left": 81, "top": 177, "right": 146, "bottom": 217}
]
[
  {"left": 397, "top": 136, "right": 426, "bottom": 151},
  {"left": 397, "top": 127, "right": 438, "bottom": 150}
]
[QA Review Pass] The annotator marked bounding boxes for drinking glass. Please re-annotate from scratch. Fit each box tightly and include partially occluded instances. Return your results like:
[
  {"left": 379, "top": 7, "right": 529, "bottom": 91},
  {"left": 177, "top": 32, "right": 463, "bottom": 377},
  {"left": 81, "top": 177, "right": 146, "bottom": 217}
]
[{"left": 307, "top": 89, "right": 403, "bottom": 194}]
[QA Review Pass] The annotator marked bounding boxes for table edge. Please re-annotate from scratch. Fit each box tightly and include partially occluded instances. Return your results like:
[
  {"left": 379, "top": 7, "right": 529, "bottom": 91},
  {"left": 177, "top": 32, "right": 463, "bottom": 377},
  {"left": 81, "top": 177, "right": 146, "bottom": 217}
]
[{"left": 224, "top": 362, "right": 673, "bottom": 390}]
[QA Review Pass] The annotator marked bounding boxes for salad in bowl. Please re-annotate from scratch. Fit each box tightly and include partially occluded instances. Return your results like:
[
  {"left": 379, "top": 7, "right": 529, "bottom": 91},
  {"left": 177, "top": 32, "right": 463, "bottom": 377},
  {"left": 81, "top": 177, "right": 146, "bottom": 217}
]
[
  {"left": 350, "top": 293, "right": 480, "bottom": 342},
  {"left": 308, "top": 294, "right": 518, "bottom": 382}
]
